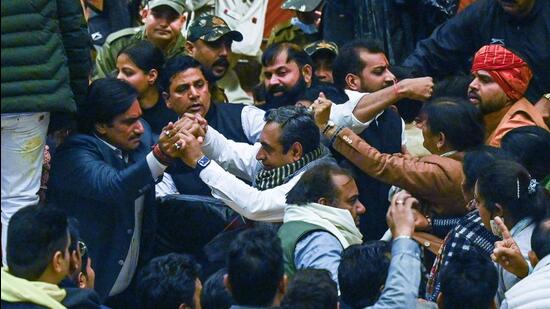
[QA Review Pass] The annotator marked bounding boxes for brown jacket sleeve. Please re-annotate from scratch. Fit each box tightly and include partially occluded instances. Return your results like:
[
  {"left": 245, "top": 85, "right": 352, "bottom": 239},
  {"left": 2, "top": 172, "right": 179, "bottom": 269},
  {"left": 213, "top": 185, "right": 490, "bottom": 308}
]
[{"left": 332, "top": 128, "right": 466, "bottom": 215}]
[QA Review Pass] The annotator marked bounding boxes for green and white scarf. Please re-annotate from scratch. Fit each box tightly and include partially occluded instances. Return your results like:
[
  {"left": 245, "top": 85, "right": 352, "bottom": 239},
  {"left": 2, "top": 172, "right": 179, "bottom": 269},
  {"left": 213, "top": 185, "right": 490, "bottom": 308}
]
[{"left": 255, "top": 147, "right": 324, "bottom": 190}]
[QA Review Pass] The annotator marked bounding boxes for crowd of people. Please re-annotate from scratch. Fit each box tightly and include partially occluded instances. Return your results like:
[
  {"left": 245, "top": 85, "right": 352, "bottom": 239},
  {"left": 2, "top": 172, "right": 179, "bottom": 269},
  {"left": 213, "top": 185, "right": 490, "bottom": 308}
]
[{"left": 1, "top": 0, "right": 549, "bottom": 308}]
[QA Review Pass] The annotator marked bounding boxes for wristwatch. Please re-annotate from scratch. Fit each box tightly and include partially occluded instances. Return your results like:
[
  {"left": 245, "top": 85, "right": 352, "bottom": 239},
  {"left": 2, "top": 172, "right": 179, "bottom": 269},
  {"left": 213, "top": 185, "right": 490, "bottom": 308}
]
[{"left": 195, "top": 155, "right": 211, "bottom": 172}]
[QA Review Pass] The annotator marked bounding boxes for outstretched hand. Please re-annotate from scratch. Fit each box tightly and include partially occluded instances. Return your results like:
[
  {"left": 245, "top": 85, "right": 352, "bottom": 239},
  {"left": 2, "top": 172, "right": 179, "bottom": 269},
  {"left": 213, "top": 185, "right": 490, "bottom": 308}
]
[
  {"left": 397, "top": 77, "right": 434, "bottom": 101},
  {"left": 310, "top": 92, "right": 333, "bottom": 128},
  {"left": 491, "top": 216, "right": 529, "bottom": 278},
  {"left": 387, "top": 191, "right": 417, "bottom": 238}
]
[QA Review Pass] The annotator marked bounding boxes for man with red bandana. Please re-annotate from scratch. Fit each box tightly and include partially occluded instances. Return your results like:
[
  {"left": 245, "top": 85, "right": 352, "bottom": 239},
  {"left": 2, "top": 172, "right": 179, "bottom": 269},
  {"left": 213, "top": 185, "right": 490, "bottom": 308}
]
[{"left": 468, "top": 44, "right": 548, "bottom": 147}]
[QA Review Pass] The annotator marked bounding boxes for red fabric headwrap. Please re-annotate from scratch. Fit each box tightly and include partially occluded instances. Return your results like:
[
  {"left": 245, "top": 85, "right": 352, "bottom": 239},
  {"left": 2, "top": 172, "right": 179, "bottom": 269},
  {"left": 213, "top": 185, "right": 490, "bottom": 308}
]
[{"left": 471, "top": 44, "right": 532, "bottom": 101}]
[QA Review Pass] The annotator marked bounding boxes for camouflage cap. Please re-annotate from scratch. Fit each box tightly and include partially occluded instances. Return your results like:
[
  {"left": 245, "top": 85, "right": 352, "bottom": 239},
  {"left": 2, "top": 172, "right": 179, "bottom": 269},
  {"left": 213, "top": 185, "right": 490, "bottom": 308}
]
[
  {"left": 147, "top": 0, "right": 186, "bottom": 15},
  {"left": 304, "top": 40, "right": 338, "bottom": 57},
  {"left": 187, "top": 15, "right": 243, "bottom": 43},
  {"left": 281, "top": 0, "right": 323, "bottom": 12}
]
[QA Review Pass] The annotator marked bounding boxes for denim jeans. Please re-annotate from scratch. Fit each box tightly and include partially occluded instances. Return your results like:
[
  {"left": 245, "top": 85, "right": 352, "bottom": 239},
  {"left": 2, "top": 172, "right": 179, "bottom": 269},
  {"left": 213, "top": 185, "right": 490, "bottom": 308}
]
[{"left": 1, "top": 112, "right": 49, "bottom": 265}]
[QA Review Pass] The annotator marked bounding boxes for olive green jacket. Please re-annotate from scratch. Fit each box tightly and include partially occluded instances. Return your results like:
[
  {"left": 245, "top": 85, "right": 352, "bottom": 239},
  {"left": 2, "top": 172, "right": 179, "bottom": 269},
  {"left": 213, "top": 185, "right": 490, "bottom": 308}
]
[
  {"left": 266, "top": 20, "right": 320, "bottom": 48},
  {"left": 92, "top": 25, "right": 186, "bottom": 80}
]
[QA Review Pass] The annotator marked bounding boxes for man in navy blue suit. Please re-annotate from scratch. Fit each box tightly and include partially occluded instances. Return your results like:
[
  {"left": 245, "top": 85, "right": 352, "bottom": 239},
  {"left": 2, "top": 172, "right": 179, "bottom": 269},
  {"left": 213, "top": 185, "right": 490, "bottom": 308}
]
[{"left": 48, "top": 78, "right": 188, "bottom": 305}]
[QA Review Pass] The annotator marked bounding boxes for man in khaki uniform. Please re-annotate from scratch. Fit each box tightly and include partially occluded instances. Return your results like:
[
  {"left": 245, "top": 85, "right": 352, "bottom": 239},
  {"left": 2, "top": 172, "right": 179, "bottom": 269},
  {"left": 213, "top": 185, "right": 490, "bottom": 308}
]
[
  {"left": 304, "top": 40, "right": 338, "bottom": 84},
  {"left": 267, "top": 0, "right": 323, "bottom": 48},
  {"left": 185, "top": 15, "right": 253, "bottom": 104},
  {"left": 93, "top": 0, "right": 187, "bottom": 79}
]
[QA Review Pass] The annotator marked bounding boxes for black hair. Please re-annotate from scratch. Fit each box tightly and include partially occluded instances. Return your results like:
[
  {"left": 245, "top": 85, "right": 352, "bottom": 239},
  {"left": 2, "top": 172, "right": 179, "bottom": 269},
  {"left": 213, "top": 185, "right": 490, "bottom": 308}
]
[
  {"left": 501, "top": 126, "right": 550, "bottom": 182},
  {"left": 338, "top": 241, "right": 391, "bottom": 308},
  {"left": 531, "top": 218, "right": 550, "bottom": 259},
  {"left": 7, "top": 206, "right": 69, "bottom": 281},
  {"left": 296, "top": 82, "right": 349, "bottom": 105},
  {"left": 432, "top": 74, "right": 473, "bottom": 99},
  {"left": 226, "top": 227, "right": 284, "bottom": 307},
  {"left": 332, "top": 38, "right": 385, "bottom": 90},
  {"left": 264, "top": 105, "right": 320, "bottom": 154},
  {"left": 439, "top": 251, "right": 497, "bottom": 309},
  {"left": 477, "top": 160, "right": 549, "bottom": 224},
  {"left": 201, "top": 268, "right": 235, "bottom": 309},
  {"left": 77, "top": 78, "right": 138, "bottom": 134},
  {"left": 137, "top": 253, "right": 201, "bottom": 309},
  {"left": 420, "top": 96, "right": 485, "bottom": 151},
  {"left": 118, "top": 40, "right": 165, "bottom": 76},
  {"left": 463, "top": 146, "right": 514, "bottom": 192},
  {"left": 286, "top": 162, "right": 354, "bottom": 206},
  {"left": 159, "top": 55, "right": 216, "bottom": 93},
  {"left": 67, "top": 217, "right": 80, "bottom": 254},
  {"left": 280, "top": 269, "right": 337, "bottom": 309},
  {"left": 262, "top": 43, "right": 312, "bottom": 70}
]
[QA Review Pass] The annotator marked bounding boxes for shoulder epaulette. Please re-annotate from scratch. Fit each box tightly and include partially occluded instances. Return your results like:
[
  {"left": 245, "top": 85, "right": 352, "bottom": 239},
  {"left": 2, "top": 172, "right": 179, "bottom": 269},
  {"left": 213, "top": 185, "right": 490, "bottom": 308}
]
[{"left": 105, "top": 26, "right": 143, "bottom": 44}]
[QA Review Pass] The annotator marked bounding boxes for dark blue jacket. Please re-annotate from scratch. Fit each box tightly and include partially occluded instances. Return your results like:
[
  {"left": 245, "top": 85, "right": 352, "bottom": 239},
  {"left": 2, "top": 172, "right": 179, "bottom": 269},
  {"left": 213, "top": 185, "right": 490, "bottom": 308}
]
[{"left": 48, "top": 128, "right": 157, "bottom": 300}]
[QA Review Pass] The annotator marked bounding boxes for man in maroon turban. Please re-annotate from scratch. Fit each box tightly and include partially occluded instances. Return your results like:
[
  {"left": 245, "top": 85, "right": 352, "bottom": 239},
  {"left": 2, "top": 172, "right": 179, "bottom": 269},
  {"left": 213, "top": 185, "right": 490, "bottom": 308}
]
[{"left": 468, "top": 44, "right": 548, "bottom": 147}]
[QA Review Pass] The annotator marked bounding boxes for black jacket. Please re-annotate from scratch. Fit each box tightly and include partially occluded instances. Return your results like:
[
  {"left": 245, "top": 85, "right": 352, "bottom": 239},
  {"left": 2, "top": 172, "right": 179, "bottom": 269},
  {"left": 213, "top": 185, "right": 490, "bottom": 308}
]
[{"left": 403, "top": 0, "right": 550, "bottom": 102}]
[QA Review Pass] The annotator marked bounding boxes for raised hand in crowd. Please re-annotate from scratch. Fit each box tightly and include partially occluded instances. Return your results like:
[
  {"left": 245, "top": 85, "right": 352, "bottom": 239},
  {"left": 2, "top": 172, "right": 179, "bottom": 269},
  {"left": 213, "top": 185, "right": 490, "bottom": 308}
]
[
  {"left": 172, "top": 113, "right": 208, "bottom": 138},
  {"left": 395, "top": 77, "right": 434, "bottom": 101},
  {"left": 158, "top": 122, "right": 190, "bottom": 159},
  {"left": 491, "top": 216, "right": 530, "bottom": 279},
  {"left": 310, "top": 92, "right": 333, "bottom": 128},
  {"left": 387, "top": 191, "right": 417, "bottom": 239},
  {"left": 177, "top": 129, "right": 205, "bottom": 168}
]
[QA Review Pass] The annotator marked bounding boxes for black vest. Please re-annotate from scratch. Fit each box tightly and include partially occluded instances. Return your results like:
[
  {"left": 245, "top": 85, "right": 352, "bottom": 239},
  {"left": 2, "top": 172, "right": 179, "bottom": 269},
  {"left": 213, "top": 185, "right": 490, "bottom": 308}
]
[
  {"left": 338, "top": 108, "right": 402, "bottom": 240},
  {"left": 168, "top": 103, "right": 249, "bottom": 195}
]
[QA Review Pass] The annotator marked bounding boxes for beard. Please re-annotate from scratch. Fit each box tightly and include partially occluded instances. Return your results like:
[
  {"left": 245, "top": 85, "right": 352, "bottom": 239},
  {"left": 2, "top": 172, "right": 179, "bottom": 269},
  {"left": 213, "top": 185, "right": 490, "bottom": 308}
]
[
  {"left": 265, "top": 77, "right": 308, "bottom": 109},
  {"left": 211, "top": 57, "right": 230, "bottom": 80}
]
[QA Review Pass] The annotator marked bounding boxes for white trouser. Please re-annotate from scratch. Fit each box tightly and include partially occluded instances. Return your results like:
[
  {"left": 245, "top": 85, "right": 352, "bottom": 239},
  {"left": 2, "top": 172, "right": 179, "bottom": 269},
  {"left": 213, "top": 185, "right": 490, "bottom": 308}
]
[{"left": 1, "top": 112, "right": 50, "bottom": 266}]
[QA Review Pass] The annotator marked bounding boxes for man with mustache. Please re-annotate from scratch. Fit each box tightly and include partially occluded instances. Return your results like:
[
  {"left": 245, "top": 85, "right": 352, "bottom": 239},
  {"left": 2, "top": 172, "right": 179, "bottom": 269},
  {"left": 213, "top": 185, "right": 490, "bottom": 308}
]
[
  {"left": 93, "top": 0, "right": 187, "bottom": 80},
  {"left": 279, "top": 162, "right": 365, "bottom": 286},
  {"left": 185, "top": 15, "right": 253, "bottom": 105},
  {"left": 48, "top": 78, "right": 187, "bottom": 305},
  {"left": 403, "top": 0, "right": 549, "bottom": 122},
  {"left": 467, "top": 44, "right": 548, "bottom": 147}
]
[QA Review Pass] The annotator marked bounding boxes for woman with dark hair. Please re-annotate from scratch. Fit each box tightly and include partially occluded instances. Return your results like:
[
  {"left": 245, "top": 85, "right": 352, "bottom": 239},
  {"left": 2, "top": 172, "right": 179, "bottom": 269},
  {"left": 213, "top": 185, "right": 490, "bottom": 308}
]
[
  {"left": 424, "top": 146, "right": 512, "bottom": 302},
  {"left": 501, "top": 125, "right": 550, "bottom": 186},
  {"left": 474, "top": 160, "right": 549, "bottom": 304},
  {"left": 116, "top": 40, "right": 177, "bottom": 134},
  {"left": 319, "top": 96, "right": 485, "bottom": 217}
]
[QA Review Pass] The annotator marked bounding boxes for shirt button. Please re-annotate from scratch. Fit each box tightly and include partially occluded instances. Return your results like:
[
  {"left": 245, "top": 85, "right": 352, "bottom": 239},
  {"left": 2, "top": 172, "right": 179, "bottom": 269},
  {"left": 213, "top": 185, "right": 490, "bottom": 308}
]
[
  {"left": 118, "top": 259, "right": 124, "bottom": 266},
  {"left": 127, "top": 229, "right": 133, "bottom": 235}
]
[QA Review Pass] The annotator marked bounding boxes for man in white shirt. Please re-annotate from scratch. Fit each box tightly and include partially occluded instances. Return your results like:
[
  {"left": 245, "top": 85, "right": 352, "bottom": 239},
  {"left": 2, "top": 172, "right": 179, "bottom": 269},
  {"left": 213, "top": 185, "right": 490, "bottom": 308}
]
[{"left": 173, "top": 106, "right": 333, "bottom": 222}]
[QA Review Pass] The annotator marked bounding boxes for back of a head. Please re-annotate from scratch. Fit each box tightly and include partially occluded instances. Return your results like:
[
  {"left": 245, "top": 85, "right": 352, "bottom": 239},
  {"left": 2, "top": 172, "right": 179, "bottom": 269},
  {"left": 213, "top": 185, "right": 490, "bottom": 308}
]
[
  {"left": 262, "top": 42, "right": 312, "bottom": 69},
  {"left": 7, "top": 206, "right": 68, "bottom": 281},
  {"left": 332, "top": 38, "right": 385, "bottom": 90},
  {"left": 286, "top": 162, "right": 353, "bottom": 205},
  {"left": 264, "top": 105, "right": 320, "bottom": 154},
  {"left": 227, "top": 227, "right": 284, "bottom": 307},
  {"left": 439, "top": 252, "right": 497, "bottom": 309},
  {"left": 119, "top": 40, "right": 165, "bottom": 74},
  {"left": 137, "top": 253, "right": 200, "bottom": 309},
  {"left": 531, "top": 218, "right": 550, "bottom": 260},
  {"left": 280, "top": 268, "right": 337, "bottom": 309},
  {"left": 338, "top": 241, "right": 391, "bottom": 308},
  {"left": 78, "top": 77, "right": 138, "bottom": 134},
  {"left": 501, "top": 126, "right": 550, "bottom": 181},
  {"left": 477, "top": 160, "right": 549, "bottom": 224},
  {"left": 462, "top": 146, "right": 514, "bottom": 193},
  {"left": 201, "top": 268, "right": 235, "bottom": 309},
  {"left": 420, "top": 96, "right": 485, "bottom": 151}
]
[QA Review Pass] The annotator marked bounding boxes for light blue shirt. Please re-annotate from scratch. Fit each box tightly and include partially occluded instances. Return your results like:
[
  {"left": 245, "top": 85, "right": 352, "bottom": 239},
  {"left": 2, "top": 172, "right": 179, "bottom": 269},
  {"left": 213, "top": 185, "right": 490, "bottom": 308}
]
[
  {"left": 295, "top": 231, "right": 343, "bottom": 287},
  {"left": 365, "top": 238, "right": 421, "bottom": 309}
]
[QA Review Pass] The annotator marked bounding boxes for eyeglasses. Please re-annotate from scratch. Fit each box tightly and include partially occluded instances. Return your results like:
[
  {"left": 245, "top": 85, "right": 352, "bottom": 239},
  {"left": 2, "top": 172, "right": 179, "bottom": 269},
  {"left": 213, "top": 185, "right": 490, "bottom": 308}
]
[{"left": 78, "top": 241, "right": 88, "bottom": 257}]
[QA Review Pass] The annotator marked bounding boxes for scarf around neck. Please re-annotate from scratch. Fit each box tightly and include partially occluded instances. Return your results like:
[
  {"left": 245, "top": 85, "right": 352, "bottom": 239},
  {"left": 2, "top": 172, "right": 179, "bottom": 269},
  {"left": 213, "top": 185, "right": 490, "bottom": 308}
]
[
  {"left": 1, "top": 267, "right": 66, "bottom": 309},
  {"left": 284, "top": 202, "right": 363, "bottom": 248},
  {"left": 255, "top": 147, "right": 324, "bottom": 191}
]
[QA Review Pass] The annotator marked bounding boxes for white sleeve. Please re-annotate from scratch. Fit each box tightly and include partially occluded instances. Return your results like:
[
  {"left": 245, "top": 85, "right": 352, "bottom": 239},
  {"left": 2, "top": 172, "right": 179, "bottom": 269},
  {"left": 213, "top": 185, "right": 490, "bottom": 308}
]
[
  {"left": 155, "top": 172, "right": 179, "bottom": 199},
  {"left": 199, "top": 161, "right": 301, "bottom": 222},
  {"left": 146, "top": 152, "right": 168, "bottom": 181},
  {"left": 329, "top": 92, "right": 374, "bottom": 134},
  {"left": 241, "top": 105, "right": 266, "bottom": 143},
  {"left": 400, "top": 117, "right": 407, "bottom": 146},
  {"left": 202, "top": 125, "right": 262, "bottom": 181}
]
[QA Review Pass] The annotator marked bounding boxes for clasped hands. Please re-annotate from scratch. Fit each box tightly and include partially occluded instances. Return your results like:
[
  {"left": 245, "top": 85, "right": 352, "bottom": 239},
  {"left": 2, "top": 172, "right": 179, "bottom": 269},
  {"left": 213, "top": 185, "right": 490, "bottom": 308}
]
[{"left": 157, "top": 113, "right": 208, "bottom": 168}]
